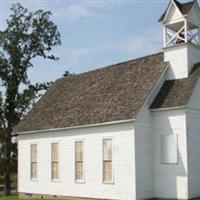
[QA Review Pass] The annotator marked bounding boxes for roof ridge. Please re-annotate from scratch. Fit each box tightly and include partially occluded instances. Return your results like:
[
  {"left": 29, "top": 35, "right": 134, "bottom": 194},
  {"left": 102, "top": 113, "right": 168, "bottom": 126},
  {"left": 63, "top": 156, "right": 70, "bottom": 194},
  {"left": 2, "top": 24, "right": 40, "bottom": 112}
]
[
  {"left": 174, "top": 0, "right": 195, "bottom": 8},
  {"left": 173, "top": 0, "right": 182, "bottom": 10},
  {"left": 159, "top": 0, "right": 196, "bottom": 22},
  {"left": 182, "top": 0, "right": 196, "bottom": 6},
  {"left": 58, "top": 51, "right": 163, "bottom": 82}
]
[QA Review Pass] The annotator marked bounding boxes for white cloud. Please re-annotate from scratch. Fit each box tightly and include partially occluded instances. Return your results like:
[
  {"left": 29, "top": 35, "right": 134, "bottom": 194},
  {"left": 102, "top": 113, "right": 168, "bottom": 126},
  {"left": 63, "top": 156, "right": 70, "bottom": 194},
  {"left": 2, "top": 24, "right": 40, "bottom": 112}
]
[
  {"left": 66, "top": 47, "right": 93, "bottom": 65},
  {"left": 85, "top": 27, "right": 163, "bottom": 58},
  {"left": 51, "top": 3, "right": 92, "bottom": 22},
  {"left": 2, "top": 0, "right": 122, "bottom": 26},
  {"left": 119, "top": 28, "right": 162, "bottom": 56},
  {"left": 62, "top": 28, "right": 162, "bottom": 67},
  {"left": 52, "top": 1, "right": 108, "bottom": 23},
  {"left": 65, "top": 4, "right": 91, "bottom": 22},
  {"left": 47, "top": 0, "right": 122, "bottom": 23},
  {"left": 2, "top": 1, "right": 91, "bottom": 24}
]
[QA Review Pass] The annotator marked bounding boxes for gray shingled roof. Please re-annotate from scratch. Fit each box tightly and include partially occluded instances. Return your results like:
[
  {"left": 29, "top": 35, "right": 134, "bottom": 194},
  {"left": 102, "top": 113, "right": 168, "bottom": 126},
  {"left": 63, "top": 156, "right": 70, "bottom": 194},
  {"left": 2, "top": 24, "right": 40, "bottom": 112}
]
[
  {"left": 13, "top": 52, "right": 166, "bottom": 134},
  {"left": 151, "top": 63, "right": 200, "bottom": 109},
  {"left": 159, "top": 0, "right": 196, "bottom": 22}
]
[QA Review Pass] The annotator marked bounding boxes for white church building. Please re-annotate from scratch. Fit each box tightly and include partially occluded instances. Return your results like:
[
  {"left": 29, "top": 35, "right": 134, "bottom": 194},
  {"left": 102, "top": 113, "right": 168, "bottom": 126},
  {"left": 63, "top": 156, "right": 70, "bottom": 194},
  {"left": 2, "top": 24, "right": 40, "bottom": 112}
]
[{"left": 14, "top": 0, "right": 200, "bottom": 199}]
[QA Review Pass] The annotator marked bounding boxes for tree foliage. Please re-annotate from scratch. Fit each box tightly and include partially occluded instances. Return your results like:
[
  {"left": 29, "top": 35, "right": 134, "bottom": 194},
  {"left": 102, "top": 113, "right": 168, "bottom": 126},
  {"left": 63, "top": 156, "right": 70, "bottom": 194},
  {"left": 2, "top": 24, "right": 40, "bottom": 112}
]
[
  {"left": 63, "top": 70, "right": 75, "bottom": 77},
  {"left": 0, "top": 3, "right": 61, "bottom": 195}
]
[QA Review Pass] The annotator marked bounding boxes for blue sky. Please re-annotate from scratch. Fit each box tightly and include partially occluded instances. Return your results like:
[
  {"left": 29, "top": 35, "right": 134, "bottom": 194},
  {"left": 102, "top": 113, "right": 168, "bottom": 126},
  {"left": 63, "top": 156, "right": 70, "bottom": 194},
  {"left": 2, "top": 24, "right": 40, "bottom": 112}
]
[{"left": 0, "top": 0, "right": 188, "bottom": 83}]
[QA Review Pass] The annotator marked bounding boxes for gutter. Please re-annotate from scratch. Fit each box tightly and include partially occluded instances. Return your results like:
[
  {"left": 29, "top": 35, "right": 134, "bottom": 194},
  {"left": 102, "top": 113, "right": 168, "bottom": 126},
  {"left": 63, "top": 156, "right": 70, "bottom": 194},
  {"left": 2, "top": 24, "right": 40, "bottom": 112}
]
[
  {"left": 12, "top": 118, "right": 135, "bottom": 136},
  {"left": 150, "top": 106, "right": 186, "bottom": 112}
]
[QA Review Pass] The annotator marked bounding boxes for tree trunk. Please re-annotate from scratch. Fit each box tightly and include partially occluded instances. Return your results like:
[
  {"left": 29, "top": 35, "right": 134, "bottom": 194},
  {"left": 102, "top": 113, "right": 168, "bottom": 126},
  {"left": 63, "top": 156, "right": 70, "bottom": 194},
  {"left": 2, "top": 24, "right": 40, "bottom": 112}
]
[
  {"left": 4, "top": 170, "right": 11, "bottom": 196},
  {"left": 4, "top": 137, "right": 11, "bottom": 196}
]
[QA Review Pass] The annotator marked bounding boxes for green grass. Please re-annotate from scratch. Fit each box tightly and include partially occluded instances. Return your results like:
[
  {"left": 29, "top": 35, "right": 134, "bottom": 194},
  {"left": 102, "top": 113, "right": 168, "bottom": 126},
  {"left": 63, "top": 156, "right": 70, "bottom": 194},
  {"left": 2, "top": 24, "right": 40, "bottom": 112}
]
[
  {"left": 0, "top": 194, "right": 19, "bottom": 200},
  {"left": 0, "top": 194, "right": 67, "bottom": 200},
  {"left": 0, "top": 195, "right": 19, "bottom": 200},
  {"left": 0, "top": 194, "right": 44, "bottom": 200}
]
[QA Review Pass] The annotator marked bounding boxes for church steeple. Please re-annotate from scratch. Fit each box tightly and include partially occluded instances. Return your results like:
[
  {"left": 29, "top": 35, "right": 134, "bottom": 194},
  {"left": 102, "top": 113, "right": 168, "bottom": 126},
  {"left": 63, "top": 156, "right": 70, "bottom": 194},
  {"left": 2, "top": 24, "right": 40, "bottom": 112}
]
[
  {"left": 159, "top": 0, "right": 200, "bottom": 80},
  {"left": 160, "top": 0, "right": 200, "bottom": 48}
]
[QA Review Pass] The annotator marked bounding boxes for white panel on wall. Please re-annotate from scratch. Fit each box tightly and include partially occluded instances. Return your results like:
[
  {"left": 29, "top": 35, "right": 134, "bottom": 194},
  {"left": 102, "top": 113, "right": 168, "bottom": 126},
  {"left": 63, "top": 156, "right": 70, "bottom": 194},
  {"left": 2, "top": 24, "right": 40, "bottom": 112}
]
[{"left": 160, "top": 134, "right": 178, "bottom": 164}]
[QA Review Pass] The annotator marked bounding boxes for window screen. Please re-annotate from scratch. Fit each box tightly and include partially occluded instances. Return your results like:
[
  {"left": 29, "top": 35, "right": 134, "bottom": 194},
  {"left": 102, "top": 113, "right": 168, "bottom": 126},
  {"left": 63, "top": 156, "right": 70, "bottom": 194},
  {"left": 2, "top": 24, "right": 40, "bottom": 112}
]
[
  {"left": 30, "top": 144, "right": 37, "bottom": 179},
  {"left": 51, "top": 143, "right": 59, "bottom": 180},
  {"left": 75, "top": 141, "right": 84, "bottom": 182},
  {"left": 103, "top": 139, "right": 112, "bottom": 182}
]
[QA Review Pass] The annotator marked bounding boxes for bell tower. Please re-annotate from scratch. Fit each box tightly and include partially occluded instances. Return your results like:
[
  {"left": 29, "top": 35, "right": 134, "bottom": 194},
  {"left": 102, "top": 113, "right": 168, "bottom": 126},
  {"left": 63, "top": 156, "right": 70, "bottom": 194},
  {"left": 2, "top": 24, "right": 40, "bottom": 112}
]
[{"left": 159, "top": 0, "right": 200, "bottom": 80}]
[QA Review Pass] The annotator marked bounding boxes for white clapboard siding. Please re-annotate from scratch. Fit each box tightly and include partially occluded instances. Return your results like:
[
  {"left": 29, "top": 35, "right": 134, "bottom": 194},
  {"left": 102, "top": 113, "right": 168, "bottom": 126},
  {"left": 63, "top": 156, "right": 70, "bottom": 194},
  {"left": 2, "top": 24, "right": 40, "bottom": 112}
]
[
  {"left": 18, "top": 122, "right": 136, "bottom": 200},
  {"left": 187, "top": 78, "right": 200, "bottom": 198},
  {"left": 152, "top": 109, "right": 188, "bottom": 199}
]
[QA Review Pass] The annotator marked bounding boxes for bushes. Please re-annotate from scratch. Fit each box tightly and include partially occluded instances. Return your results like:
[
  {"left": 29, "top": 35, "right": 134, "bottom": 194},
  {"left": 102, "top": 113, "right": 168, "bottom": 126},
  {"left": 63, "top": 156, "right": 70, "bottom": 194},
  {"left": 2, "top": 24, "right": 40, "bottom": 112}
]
[{"left": 0, "top": 174, "right": 17, "bottom": 184}]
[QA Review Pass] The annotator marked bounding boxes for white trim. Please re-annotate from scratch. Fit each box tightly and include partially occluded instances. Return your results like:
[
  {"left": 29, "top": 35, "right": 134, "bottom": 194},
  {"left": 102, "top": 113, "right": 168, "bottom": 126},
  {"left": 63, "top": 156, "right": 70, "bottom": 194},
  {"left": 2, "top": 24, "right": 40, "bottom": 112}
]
[
  {"left": 163, "top": 41, "right": 187, "bottom": 50},
  {"left": 163, "top": 40, "right": 200, "bottom": 51},
  {"left": 13, "top": 119, "right": 135, "bottom": 135},
  {"left": 164, "top": 18, "right": 186, "bottom": 26},
  {"left": 74, "top": 139, "right": 85, "bottom": 184},
  {"left": 184, "top": 19, "right": 188, "bottom": 43},
  {"left": 187, "top": 77, "right": 200, "bottom": 111},
  {"left": 186, "top": 106, "right": 200, "bottom": 113},
  {"left": 163, "top": 0, "right": 183, "bottom": 23},
  {"left": 163, "top": 26, "right": 167, "bottom": 47},
  {"left": 135, "top": 63, "right": 169, "bottom": 120},
  {"left": 150, "top": 106, "right": 185, "bottom": 112},
  {"left": 102, "top": 137, "right": 114, "bottom": 184}
]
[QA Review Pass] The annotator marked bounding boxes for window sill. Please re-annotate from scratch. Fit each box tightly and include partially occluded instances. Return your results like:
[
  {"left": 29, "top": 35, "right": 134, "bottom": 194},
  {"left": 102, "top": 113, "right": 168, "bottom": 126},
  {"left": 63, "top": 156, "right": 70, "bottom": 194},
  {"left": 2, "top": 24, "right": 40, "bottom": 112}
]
[
  {"left": 51, "top": 179, "right": 60, "bottom": 183},
  {"left": 30, "top": 178, "right": 38, "bottom": 182},
  {"left": 75, "top": 179, "right": 85, "bottom": 184},
  {"left": 102, "top": 181, "right": 114, "bottom": 185}
]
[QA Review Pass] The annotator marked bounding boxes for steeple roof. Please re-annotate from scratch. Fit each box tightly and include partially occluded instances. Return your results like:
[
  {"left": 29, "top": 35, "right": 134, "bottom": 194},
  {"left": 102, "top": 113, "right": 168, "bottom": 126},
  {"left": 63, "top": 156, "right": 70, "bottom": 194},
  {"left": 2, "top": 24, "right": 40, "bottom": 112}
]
[{"left": 159, "top": 0, "right": 196, "bottom": 22}]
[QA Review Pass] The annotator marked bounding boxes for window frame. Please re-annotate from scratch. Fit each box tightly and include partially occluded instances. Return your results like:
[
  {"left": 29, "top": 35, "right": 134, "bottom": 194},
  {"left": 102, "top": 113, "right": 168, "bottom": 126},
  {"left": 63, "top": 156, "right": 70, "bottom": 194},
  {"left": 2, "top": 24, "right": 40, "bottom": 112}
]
[
  {"left": 30, "top": 143, "right": 38, "bottom": 181},
  {"left": 51, "top": 142, "right": 60, "bottom": 182},
  {"left": 102, "top": 137, "right": 114, "bottom": 184},
  {"left": 74, "top": 139, "right": 85, "bottom": 183}
]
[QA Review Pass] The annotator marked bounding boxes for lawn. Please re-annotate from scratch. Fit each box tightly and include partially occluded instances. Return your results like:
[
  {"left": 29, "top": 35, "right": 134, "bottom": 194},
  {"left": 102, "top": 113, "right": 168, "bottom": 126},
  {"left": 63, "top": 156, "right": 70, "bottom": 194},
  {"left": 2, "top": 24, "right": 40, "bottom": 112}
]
[
  {"left": 0, "top": 195, "right": 45, "bottom": 200},
  {"left": 0, "top": 194, "right": 67, "bottom": 200},
  {"left": 0, "top": 195, "right": 19, "bottom": 200}
]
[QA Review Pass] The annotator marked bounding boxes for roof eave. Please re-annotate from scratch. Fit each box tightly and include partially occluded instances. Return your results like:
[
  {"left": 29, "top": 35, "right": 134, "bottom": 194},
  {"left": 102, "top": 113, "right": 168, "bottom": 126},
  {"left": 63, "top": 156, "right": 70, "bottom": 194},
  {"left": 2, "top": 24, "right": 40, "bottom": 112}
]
[
  {"left": 150, "top": 105, "right": 186, "bottom": 112},
  {"left": 158, "top": 0, "right": 172, "bottom": 22},
  {"left": 12, "top": 118, "right": 135, "bottom": 136}
]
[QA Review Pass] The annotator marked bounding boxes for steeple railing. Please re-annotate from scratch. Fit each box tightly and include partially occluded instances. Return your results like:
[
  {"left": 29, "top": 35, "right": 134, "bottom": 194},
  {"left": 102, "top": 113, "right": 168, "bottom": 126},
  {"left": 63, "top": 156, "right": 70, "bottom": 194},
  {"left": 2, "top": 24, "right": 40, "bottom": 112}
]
[{"left": 165, "top": 24, "right": 200, "bottom": 48}]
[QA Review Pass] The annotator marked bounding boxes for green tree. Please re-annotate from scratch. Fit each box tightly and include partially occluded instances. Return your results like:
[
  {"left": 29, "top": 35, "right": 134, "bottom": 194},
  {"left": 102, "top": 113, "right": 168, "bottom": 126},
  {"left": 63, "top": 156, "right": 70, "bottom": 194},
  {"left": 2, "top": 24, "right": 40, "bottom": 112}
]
[
  {"left": 63, "top": 70, "right": 75, "bottom": 77},
  {"left": 0, "top": 3, "right": 61, "bottom": 195}
]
